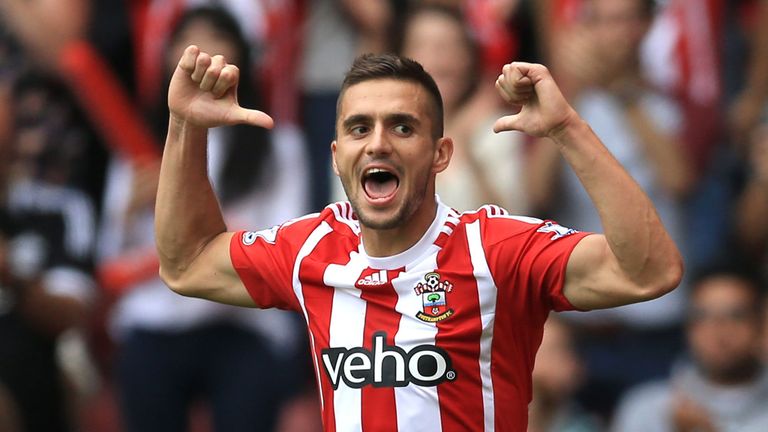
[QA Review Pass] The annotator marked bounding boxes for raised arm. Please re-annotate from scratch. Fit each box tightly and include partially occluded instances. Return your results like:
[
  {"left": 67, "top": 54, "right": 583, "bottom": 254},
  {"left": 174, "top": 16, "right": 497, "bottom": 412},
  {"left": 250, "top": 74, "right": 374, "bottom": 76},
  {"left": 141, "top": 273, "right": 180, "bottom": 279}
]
[
  {"left": 155, "top": 45, "right": 273, "bottom": 306},
  {"left": 494, "top": 62, "right": 683, "bottom": 310}
]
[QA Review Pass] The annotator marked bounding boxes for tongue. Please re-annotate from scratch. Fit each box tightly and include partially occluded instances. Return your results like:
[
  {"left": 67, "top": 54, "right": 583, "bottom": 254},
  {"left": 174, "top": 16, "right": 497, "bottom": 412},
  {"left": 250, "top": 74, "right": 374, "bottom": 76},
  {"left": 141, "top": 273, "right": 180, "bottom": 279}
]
[{"left": 364, "top": 177, "right": 398, "bottom": 199}]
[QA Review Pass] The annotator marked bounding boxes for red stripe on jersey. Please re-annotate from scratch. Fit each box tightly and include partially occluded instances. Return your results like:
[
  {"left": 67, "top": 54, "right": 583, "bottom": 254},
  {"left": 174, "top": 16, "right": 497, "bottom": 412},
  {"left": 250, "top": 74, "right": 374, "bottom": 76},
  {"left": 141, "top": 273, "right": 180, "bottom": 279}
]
[
  {"left": 489, "top": 286, "right": 548, "bottom": 431},
  {"left": 359, "top": 268, "right": 404, "bottom": 432},
  {"left": 434, "top": 224, "right": 486, "bottom": 430},
  {"left": 299, "top": 227, "right": 357, "bottom": 432},
  {"left": 298, "top": 256, "right": 337, "bottom": 432}
]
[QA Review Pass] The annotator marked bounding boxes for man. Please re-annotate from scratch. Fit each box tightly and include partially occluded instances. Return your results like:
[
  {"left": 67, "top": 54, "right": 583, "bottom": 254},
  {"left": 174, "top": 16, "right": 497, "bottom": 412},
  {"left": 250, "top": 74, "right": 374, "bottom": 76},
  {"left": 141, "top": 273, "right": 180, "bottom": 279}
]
[
  {"left": 155, "top": 45, "right": 683, "bottom": 430},
  {"left": 613, "top": 267, "right": 768, "bottom": 431},
  {"left": 528, "top": 315, "right": 600, "bottom": 432}
]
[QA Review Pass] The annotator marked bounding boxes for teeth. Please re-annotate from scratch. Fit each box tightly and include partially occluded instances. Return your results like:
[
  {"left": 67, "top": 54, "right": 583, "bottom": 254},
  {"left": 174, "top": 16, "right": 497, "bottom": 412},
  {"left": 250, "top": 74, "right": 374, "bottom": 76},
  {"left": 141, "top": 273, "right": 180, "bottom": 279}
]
[{"left": 365, "top": 168, "right": 390, "bottom": 176}]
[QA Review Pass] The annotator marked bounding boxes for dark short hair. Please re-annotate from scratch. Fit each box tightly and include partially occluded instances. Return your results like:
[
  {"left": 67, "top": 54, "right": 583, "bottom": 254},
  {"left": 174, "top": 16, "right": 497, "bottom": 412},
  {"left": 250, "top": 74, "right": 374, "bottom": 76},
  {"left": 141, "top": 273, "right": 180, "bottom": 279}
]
[{"left": 337, "top": 53, "right": 444, "bottom": 140}]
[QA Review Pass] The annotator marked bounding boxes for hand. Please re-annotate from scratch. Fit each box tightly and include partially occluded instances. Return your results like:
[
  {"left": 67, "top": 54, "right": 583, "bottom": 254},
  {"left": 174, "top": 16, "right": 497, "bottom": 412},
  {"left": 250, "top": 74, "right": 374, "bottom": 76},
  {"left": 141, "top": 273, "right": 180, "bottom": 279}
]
[
  {"left": 672, "top": 396, "right": 718, "bottom": 432},
  {"left": 493, "top": 62, "right": 578, "bottom": 139},
  {"left": 168, "top": 45, "right": 274, "bottom": 129}
]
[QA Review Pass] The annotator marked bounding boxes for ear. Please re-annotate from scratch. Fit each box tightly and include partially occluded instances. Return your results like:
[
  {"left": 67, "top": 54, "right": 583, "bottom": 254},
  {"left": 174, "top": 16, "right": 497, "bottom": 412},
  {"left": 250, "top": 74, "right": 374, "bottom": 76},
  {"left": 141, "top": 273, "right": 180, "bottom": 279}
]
[
  {"left": 432, "top": 137, "right": 453, "bottom": 174},
  {"left": 331, "top": 140, "right": 340, "bottom": 176}
]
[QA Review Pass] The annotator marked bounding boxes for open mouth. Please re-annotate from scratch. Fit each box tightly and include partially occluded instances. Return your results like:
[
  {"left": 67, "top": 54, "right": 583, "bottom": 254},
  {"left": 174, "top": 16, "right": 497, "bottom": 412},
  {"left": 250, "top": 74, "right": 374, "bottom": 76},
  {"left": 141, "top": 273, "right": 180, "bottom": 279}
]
[{"left": 362, "top": 167, "right": 400, "bottom": 202}]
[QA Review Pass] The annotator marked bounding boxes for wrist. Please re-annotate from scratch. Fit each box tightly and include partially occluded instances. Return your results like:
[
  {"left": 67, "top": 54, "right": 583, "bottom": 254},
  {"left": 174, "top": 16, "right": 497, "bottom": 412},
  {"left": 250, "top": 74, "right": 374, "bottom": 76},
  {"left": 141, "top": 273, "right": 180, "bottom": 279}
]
[
  {"left": 547, "top": 108, "right": 586, "bottom": 145},
  {"left": 168, "top": 114, "right": 208, "bottom": 140}
]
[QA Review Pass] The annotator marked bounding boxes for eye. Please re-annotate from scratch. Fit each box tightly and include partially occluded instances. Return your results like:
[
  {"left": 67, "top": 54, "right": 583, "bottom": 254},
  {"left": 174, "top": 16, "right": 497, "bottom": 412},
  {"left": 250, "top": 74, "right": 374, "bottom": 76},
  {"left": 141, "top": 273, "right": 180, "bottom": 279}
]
[
  {"left": 393, "top": 124, "right": 412, "bottom": 135},
  {"left": 350, "top": 125, "right": 369, "bottom": 136}
]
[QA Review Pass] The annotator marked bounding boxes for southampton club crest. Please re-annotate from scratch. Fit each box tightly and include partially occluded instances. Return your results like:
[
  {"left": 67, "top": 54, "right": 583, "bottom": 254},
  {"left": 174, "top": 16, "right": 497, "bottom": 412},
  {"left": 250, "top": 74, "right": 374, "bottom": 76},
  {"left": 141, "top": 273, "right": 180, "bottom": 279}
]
[{"left": 414, "top": 272, "right": 454, "bottom": 323}]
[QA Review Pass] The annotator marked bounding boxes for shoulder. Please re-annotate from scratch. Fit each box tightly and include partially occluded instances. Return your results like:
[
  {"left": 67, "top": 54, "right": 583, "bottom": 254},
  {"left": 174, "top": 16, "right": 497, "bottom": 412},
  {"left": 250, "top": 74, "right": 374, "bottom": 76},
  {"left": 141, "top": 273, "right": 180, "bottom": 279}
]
[
  {"left": 237, "top": 201, "right": 360, "bottom": 247},
  {"left": 456, "top": 204, "right": 578, "bottom": 245}
]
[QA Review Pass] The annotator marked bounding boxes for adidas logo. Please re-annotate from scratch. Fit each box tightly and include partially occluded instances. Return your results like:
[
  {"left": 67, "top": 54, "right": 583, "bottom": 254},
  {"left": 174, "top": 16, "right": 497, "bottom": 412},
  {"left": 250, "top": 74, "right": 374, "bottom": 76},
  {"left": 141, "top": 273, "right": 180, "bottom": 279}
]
[{"left": 357, "top": 270, "right": 388, "bottom": 286}]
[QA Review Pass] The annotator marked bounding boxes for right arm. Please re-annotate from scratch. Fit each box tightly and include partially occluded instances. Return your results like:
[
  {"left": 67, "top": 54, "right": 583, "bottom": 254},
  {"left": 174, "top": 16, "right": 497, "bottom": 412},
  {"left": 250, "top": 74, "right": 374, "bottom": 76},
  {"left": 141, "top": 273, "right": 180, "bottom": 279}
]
[{"left": 155, "top": 45, "right": 273, "bottom": 306}]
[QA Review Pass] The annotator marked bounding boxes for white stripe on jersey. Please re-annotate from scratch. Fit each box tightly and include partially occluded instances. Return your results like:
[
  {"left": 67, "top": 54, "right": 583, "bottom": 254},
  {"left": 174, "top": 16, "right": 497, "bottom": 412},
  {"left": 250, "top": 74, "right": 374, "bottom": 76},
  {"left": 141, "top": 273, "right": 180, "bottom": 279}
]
[
  {"left": 467, "top": 220, "right": 498, "bottom": 431},
  {"left": 292, "top": 221, "right": 334, "bottom": 411},
  {"left": 391, "top": 245, "right": 443, "bottom": 431},
  {"left": 329, "top": 202, "right": 360, "bottom": 235},
  {"left": 323, "top": 252, "right": 369, "bottom": 432}
]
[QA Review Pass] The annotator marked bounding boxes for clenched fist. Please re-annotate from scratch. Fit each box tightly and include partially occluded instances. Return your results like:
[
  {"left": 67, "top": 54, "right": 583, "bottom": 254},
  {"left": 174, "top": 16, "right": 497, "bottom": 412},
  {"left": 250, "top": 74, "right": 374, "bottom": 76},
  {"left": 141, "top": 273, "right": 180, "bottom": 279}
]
[{"left": 493, "top": 62, "right": 578, "bottom": 139}]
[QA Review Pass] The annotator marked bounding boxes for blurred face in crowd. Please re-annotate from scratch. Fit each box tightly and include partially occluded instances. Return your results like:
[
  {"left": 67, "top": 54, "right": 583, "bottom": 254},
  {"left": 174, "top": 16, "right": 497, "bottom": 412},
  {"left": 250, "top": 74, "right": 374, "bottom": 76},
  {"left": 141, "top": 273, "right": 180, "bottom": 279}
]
[
  {"left": 167, "top": 17, "right": 240, "bottom": 75},
  {"left": 332, "top": 79, "right": 451, "bottom": 231},
  {"left": 687, "top": 276, "right": 764, "bottom": 384},
  {"left": 401, "top": 10, "right": 474, "bottom": 114},
  {"left": 532, "top": 317, "right": 584, "bottom": 402},
  {"left": 588, "top": 0, "right": 650, "bottom": 76}
]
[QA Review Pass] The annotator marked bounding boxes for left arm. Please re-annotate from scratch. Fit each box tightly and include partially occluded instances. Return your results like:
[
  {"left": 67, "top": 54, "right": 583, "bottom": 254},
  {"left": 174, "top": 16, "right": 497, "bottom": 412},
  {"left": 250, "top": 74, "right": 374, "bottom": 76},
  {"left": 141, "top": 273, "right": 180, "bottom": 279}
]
[{"left": 494, "top": 63, "right": 683, "bottom": 310}]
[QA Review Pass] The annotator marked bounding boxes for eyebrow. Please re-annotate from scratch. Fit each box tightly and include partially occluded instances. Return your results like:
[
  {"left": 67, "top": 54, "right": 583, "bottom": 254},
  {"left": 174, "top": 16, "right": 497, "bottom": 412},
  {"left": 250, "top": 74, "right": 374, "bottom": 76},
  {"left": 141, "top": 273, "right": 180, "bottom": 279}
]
[
  {"left": 341, "top": 113, "right": 421, "bottom": 131},
  {"left": 388, "top": 113, "right": 420, "bottom": 127},
  {"left": 341, "top": 114, "right": 371, "bottom": 131}
]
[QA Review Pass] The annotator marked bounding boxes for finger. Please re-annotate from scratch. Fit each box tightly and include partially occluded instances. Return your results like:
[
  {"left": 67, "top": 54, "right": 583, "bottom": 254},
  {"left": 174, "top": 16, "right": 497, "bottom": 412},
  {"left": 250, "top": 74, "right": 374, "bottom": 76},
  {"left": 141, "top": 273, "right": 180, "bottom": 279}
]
[
  {"left": 233, "top": 108, "right": 275, "bottom": 129},
  {"left": 190, "top": 52, "right": 212, "bottom": 83},
  {"left": 212, "top": 64, "right": 239, "bottom": 99},
  {"left": 498, "top": 75, "right": 533, "bottom": 105},
  {"left": 513, "top": 76, "right": 534, "bottom": 90},
  {"left": 507, "top": 64, "right": 536, "bottom": 87},
  {"left": 495, "top": 78, "right": 513, "bottom": 103},
  {"left": 199, "top": 55, "right": 226, "bottom": 92},
  {"left": 493, "top": 114, "right": 519, "bottom": 133},
  {"left": 503, "top": 62, "right": 527, "bottom": 84},
  {"left": 178, "top": 45, "right": 199, "bottom": 73}
]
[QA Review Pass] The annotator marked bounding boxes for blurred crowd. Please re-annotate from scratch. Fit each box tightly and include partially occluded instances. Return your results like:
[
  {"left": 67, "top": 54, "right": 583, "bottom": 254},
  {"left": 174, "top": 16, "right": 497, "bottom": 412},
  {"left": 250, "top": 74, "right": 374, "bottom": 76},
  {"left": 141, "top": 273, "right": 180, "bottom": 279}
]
[{"left": 0, "top": 0, "right": 767, "bottom": 431}]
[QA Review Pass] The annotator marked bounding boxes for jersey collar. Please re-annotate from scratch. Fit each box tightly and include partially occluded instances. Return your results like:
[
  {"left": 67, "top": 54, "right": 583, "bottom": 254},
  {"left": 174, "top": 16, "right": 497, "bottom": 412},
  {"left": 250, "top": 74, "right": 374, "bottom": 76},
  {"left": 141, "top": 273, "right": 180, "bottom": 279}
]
[{"left": 359, "top": 195, "right": 449, "bottom": 270}]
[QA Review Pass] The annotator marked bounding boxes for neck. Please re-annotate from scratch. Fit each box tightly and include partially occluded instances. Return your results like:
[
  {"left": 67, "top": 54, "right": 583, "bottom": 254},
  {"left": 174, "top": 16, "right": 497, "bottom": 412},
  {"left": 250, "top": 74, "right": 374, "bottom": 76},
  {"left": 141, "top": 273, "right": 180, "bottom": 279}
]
[{"left": 360, "top": 195, "right": 438, "bottom": 257}]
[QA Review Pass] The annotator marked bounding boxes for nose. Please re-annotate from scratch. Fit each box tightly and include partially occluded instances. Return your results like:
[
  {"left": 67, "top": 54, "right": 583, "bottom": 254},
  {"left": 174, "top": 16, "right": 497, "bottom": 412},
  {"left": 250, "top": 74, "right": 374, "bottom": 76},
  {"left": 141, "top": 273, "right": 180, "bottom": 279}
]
[{"left": 365, "top": 125, "right": 393, "bottom": 156}]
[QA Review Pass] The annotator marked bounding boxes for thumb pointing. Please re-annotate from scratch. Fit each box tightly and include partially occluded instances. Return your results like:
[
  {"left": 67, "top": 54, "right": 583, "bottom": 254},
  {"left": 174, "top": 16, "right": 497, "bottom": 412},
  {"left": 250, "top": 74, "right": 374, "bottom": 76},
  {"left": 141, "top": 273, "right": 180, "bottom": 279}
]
[
  {"left": 236, "top": 107, "right": 275, "bottom": 129},
  {"left": 493, "top": 114, "right": 519, "bottom": 133}
]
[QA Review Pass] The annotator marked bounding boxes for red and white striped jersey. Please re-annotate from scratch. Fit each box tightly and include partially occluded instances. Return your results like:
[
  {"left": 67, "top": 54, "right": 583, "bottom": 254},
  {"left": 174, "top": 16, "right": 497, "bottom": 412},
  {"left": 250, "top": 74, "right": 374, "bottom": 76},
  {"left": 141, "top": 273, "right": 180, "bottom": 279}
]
[{"left": 230, "top": 198, "right": 591, "bottom": 431}]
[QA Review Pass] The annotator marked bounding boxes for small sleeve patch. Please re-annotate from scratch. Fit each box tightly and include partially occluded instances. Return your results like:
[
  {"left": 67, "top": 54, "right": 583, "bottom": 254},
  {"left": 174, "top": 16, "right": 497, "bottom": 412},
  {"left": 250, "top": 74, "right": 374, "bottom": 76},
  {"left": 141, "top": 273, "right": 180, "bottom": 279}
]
[
  {"left": 535, "top": 221, "right": 578, "bottom": 241},
  {"left": 242, "top": 226, "right": 279, "bottom": 245}
]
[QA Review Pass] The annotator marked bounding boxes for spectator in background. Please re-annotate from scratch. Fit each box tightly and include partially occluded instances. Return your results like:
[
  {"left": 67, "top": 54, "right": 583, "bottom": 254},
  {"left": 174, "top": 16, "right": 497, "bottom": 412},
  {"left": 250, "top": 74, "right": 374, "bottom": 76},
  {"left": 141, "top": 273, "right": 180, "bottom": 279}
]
[
  {"left": 724, "top": 0, "right": 768, "bottom": 147},
  {"left": 529, "top": 315, "right": 602, "bottom": 432},
  {"left": 97, "top": 7, "right": 311, "bottom": 432},
  {"left": 396, "top": 4, "right": 529, "bottom": 212},
  {"left": 528, "top": 0, "right": 694, "bottom": 416},
  {"left": 735, "top": 122, "right": 768, "bottom": 281},
  {"left": 301, "top": 0, "right": 394, "bottom": 211},
  {"left": 613, "top": 266, "right": 768, "bottom": 432},
  {"left": 0, "top": 68, "right": 97, "bottom": 432}
]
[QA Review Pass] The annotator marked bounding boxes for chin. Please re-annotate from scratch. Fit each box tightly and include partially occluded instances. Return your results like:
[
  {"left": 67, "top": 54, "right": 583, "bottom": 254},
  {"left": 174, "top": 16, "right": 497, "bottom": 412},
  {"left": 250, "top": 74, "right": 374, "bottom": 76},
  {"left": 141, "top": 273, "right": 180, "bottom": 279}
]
[
  {"left": 353, "top": 190, "right": 425, "bottom": 231},
  {"left": 355, "top": 203, "right": 409, "bottom": 230}
]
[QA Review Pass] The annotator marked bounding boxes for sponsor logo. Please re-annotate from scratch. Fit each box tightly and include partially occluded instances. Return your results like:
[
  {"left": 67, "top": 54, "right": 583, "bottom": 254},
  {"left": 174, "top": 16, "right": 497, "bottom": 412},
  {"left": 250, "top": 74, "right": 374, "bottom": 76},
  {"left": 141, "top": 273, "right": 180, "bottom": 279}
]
[
  {"left": 321, "top": 332, "right": 456, "bottom": 390},
  {"left": 414, "top": 272, "right": 454, "bottom": 323},
  {"left": 536, "top": 221, "right": 578, "bottom": 241},
  {"left": 242, "top": 226, "right": 279, "bottom": 245},
  {"left": 357, "top": 269, "right": 388, "bottom": 286}
]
